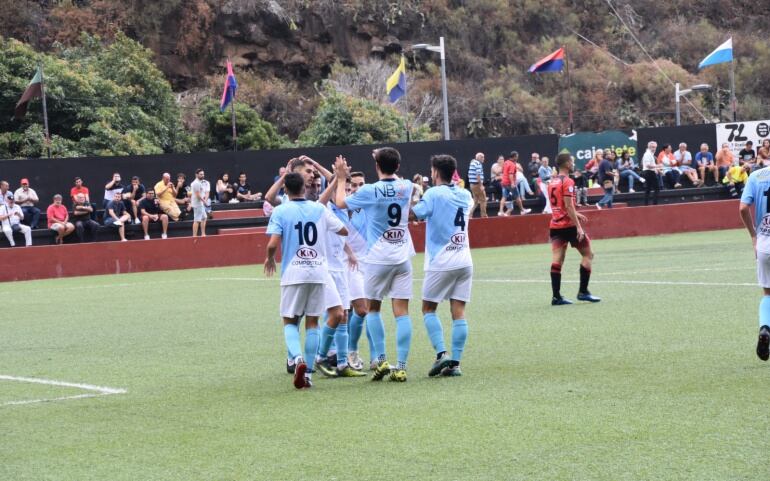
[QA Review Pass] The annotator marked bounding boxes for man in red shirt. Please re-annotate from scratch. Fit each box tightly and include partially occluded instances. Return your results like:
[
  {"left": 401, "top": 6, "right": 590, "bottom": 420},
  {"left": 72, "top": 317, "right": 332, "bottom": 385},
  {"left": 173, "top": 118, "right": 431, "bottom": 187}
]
[
  {"left": 547, "top": 153, "right": 600, "bottom": 305},
  {"left": 498, "top": 151, "right": 528, "bottom": 216},
  {"left": 47, "top": 194, "right": 75, "bottom": 244}
]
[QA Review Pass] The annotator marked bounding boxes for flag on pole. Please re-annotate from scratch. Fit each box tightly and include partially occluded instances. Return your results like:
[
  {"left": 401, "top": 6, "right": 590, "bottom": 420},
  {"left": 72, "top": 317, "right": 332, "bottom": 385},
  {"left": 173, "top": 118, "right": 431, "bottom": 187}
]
[
  {"left": 220, "top": 61, "right": 238, "bottom": 111},
  {"left": 528, "top": 47, "right": 565, "bottom": 73},
  {"left": 386, "top": 56, "right": 407, "bottom": 103},
  {"left": 698, "top": 38, "right": 733, "bottom": 69},
  {"left": 14, "top": 67, "right": 43, "bottom": 119}
]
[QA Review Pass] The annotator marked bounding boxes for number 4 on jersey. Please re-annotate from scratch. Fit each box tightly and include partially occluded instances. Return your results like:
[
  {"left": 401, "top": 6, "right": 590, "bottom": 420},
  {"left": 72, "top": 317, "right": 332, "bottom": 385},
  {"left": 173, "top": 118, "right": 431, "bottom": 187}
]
[{"left": 454, "top": 207, "right": 466, "bottom": 231}]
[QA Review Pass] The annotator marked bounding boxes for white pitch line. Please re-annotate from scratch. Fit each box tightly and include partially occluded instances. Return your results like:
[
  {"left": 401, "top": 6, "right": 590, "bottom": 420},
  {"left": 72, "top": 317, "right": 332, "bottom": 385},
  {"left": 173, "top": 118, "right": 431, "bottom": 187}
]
[{"left": 0, "top": 375, "right": 127, "bottom": 407}]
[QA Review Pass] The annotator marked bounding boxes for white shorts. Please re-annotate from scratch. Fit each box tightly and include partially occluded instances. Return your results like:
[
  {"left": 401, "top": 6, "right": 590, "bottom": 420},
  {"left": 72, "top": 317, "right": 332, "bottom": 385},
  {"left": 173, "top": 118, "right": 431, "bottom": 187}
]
[
  {"left": 758, "top": 252, "right": 770, "bottom": 288},
  {"left": 347, "top": 266, "right": 365, "bottom": 302},
  {"left": 193, "top": 206, "right": 207, "bottom": 222},
  {"left": 280, "top": 283, "right": 324, "bottom": 318},
  {"left": 364, "top": 260, "right": 413, "bottom": 301},
  {"left": 422, "top": 266, "right": 473, "bottom": 303},
  {"left": 325, "top": 270, "right": 348, "bottom": 309}
]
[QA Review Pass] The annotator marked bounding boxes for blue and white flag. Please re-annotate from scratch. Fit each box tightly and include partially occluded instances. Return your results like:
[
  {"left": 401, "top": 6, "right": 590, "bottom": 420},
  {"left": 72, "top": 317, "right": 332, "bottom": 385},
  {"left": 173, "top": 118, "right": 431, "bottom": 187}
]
[{"left": 698, "top": 38, "right": 733, "bottom": 69}]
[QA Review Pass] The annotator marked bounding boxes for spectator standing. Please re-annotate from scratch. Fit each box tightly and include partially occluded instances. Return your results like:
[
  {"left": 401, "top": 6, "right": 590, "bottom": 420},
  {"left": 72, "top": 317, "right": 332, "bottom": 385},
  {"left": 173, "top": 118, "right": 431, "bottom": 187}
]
[
  {"left": 596, "top": 150, "right": 615, "bottom": 209},
  {"left": 674, "top": 143, "right": 700, "bottom": 186},
  {"left": 154, "top": 173, "right": 181, "bottom": 221},
  {"left": 584, "top": 151, "right": 602, "bottom": 184},
  {"left": 104, "top": 191, "right": 131, "bottom": 241},
  {"left": 122, "top": 176, "right": 146, "bottom": 224},
  {"left": 694, "top": 143, "right": 718, "bottom": 184},
  {"left": 617, "top": 151, "right": 644, "bottom": 193},
  {"left": 103, "top": 173, "right": 124, "bottom": 209},
  {"left": 70, "top": 177, "right": 97, "bottom": 220},
  {"left": 468, "top": 152, "right": 487, "bottom": 218},
  {"left": 642, "top": 141, "right": 662, "bottom": 205},
  {"left": 13, "top": 178, "right": 40, "bottom": 229},
  {"left": 716, "top": 142, "right": 736, "bottom": 180},
  {"left": 139, "top": 190, "right": 169, "bottom": 240},
  {"left": 411, "top": 174, "right": 424, "bottom": 203},
  {"left": 190, "top": 168, "right": 211, "bottom": 238},
  {"left": 1, "top": 196, "right": 31, "bottom": 247},
  {"left": 573, "top": 169, "right": 589, "bottom": 206},
  {"left": 490, "top": 155, "right": 504, "bottom": 201},
  {"left": 71, "top": 193, "right": 99, "bottom": 242},
  {"left": 657, "top": 144, "right": 682, "bottom": 188},
  {"left": 47, "top": 194, "right": 75, "bottom": 244},
  {"left": 216, "top": 173, "right": 235, "bottom": 203}
]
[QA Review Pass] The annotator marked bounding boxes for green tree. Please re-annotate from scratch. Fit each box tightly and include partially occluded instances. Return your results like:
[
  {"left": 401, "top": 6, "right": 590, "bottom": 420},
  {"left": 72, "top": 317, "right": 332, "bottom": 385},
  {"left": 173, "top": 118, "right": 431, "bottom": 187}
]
[
  {"left": 298, "top": 90, "right": 437, "bottom": 147},
  {"left": 196, "top": 100, "right": 288, "bottom": 151}
]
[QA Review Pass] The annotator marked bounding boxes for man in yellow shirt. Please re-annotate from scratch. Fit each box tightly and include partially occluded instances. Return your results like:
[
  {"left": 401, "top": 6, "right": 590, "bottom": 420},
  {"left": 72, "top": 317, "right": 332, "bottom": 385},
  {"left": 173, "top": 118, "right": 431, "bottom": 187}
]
[
  {"left": 154, "top": 173, "right": 181, "bottom": 221},
  {"left": 723, "top": 162, "right": 750, "bottom": 197}
]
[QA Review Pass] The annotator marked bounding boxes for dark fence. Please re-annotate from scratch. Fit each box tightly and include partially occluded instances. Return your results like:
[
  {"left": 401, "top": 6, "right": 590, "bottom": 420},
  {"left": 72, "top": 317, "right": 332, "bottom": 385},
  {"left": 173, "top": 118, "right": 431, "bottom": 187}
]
[{"left": 637, "top": 123, "right": 716, "bottom": 154}]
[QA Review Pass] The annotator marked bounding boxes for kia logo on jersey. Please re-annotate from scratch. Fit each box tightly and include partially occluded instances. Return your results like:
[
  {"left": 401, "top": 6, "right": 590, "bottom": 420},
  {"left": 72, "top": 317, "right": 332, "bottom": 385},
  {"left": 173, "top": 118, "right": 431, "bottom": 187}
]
[
  {"left": 296, "top": 247, "right": 318, "bottom": 259},
  {"left": 450, "top": 233, "right": 466, "bottom": 245},
  {"left": 383, "top": 228, "right": 405, "bottom": 242}
]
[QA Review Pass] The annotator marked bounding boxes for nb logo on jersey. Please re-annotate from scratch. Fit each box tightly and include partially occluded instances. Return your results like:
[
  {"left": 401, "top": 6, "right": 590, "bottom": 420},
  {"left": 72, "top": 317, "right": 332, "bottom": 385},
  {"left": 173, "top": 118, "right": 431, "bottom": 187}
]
[
  {"left": 296, "top": 247, "right": 318, "bottom": 259},
  {"left": 382, "top": 228, "right": 405, "bottom": 242},
  {"left": 375, "top": 184, "right": 404, "bottom": 198},
  {"left": 450, "top": 233, "right": 466, "bottom": 245}
]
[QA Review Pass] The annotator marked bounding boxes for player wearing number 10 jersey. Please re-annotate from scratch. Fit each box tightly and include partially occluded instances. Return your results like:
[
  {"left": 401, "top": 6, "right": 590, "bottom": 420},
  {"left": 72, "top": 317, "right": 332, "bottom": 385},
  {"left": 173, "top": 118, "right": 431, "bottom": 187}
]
[
  {"left": 334, "top": 148, "right": 414, "bottom": 382},
  {"left": 412, "top": 155, "right": 472, "bottom": 377},
  {"left": 547, "top": 153, "right": 600, "bottom": 306},
  {"left": 265, "top": 173, "right": 348, "bottom": 389},
  {"left": 738, "top": 165, "right": 770, "bottom": 361}
]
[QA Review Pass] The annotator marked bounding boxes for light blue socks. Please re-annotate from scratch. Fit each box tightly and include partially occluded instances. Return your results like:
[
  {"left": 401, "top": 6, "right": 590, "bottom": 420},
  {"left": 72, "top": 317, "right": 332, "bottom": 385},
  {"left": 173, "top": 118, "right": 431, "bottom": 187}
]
[
  {"left": 423, "top": 312, "right": 446, "bottom": 354},
  {"left": 451, "top": 320, "right": 468, "bottom": 361}
]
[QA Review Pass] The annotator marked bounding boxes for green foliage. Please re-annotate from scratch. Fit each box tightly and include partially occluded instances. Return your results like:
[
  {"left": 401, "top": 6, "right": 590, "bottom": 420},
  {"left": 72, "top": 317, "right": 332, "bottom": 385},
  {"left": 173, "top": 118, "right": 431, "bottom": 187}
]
[
  {"left": 0, "top": 33, "right": 188, "bottom": 159},
  {"left": 197, "top": 100, "right": 289, "bottom": 151},
  {"left": 298, "top": 90, "right": 437, "bottom": 147}
]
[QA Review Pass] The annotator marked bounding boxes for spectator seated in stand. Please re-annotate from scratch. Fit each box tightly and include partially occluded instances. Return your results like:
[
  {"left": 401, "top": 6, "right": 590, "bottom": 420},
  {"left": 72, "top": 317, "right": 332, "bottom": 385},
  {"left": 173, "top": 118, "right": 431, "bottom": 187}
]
[
  {"left": 657, "top": 144, "right": 682, "bottom": 188},
  {"left": 0, "top": 181, "right": 11, "bottom": 207},
  {"left": 694, "top": 143, "right": 718, "bottom": 185},
  {"left": 47, "top": 194, "right": 75, "bottom": 244},
  {"left": 234, "top": 172, "right": 263, "bottom": 203},
  {"left": 1, "top": 195, "right": 32, "bottom": 247},
  {"left": 674, "top": 143, "right": 700, "bottom": 186},
  {"left": 758, "top": 147, "right": 770, "bottom": 171},
  {"left": 154, "top": 173, "right": 181, "bottom": 221},
  {"left": 617, "top": 150, "right": 644, "bottom": 193},
  {"left": 72, "top": 193, "right": 99, "bottom": 243},
  {"left": 139, "top": 189, "right": 169, "bottom": 240},
  {"left": 584, "top": 151, "right": 602, "bottom": 184},
  {"left": 104, "top": 191, "right": 131, "bottom": 241},
  {"left": 723, "top": 161, "right": 751, "bottom": 197},
  {"left": 739, "top": 140, "right": 756, "bottom": 166},
  {"left": 715, "top": 142, "right": 735, "bottom": 181},
  {"left": 70, "top": 177, "right": 97, "bottom": 221},
  {"left": 537, "top": 156, "right": 553, "bottom": 214},
  {"left": 14, "top": 178, "right": 41, "bottom": 229},
  {"left": 122, "top": 176, "right": 146, "bottom": 224},
  {"left": 174, "top": 173, "right": 191, "bottom": 217},
  {"left": 489, "top": 155, "right": 504, "bottom": 201},
  {"left": 216, "top": 173, "right": 235, "bottom": 203}
]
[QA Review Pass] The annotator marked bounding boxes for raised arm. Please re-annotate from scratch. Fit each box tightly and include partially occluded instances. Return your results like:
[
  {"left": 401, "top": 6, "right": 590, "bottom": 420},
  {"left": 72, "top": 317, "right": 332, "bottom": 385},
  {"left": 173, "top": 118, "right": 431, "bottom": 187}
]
[
  {"left": 318, "top": 175, "right": 337, "bottom": 206},
  {"left": 333, "top": 156, "right": 349, "bottom": 209},
  {"left": 302, "top": 155, "right": 333, "bottom": 182}
]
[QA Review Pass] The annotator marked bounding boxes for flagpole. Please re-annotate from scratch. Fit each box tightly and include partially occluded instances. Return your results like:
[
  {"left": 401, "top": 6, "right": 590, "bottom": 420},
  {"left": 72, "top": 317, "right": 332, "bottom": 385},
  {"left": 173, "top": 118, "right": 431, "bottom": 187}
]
[
  {"left": 729, "top": 58, "right": 737, "bottom": 121},
  {"left": 564, "top": 48, "right": 574, "bottom": 133},
  {"left": 230, "top": 84, "right": 237, "bottom": 152},
  {"left": 39, "top": 63, "right": 51, "bottom": 158},
  {"left": 403, "top": 62, "right": 411, "bottom": 142}
]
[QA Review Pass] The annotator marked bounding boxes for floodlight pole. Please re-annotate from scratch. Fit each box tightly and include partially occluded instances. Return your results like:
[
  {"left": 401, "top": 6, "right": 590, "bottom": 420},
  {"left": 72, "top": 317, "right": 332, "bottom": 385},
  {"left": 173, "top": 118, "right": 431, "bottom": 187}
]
[{"left": 438, "top": 37, "right": 450, "bottom": 141}]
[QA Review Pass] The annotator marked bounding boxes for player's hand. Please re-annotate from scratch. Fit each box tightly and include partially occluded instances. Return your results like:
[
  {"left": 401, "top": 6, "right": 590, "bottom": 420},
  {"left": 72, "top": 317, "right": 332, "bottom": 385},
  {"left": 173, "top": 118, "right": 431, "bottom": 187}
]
[
  {"left": 264, "top": 258, "right": 276, "bottom": 277},
  {"left": 752, "top": 235, "right": 757, "bottom": 259},
  {"left": 577, "top": 227, "right": 586, "bottom": 242},
  {"left": 334, "top": 155, "right": 347, "bottom": 174},
  {"left": 347, "top": 253, "right": 358, "bottom": 271},
  {"left": 577, "top": 212, "right": 588, "bottom": 223}
]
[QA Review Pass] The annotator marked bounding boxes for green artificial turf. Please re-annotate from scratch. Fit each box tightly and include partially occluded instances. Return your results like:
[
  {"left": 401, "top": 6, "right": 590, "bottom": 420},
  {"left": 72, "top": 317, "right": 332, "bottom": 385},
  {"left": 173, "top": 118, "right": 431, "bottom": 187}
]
[{"left": 1, "top": 229, "right": 767, "bottom": 481}]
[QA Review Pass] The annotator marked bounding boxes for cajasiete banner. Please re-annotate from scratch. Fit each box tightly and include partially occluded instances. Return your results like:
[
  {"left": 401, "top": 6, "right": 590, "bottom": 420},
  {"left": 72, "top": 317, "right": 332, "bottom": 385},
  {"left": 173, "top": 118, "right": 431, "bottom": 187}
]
[{"left": 558, "top": 130, "right": 638, "bottom": 169}]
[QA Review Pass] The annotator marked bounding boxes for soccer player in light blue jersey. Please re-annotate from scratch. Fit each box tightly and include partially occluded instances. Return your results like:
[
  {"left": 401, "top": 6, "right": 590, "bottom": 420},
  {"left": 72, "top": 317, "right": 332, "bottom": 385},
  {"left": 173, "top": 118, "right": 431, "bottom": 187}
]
[
  {"left": 334, "top": 148, "right": 414, "bottom": 382},
  {"left": 739, "top": 164, "right": 770, "bottom": 361},
  {"left": 413, "top": 155, "right": 473, "bottom": 377},
  {"left": 346, "top": 171, "right": 373, "bottom": 370},
  {"left": 265, "top": 173, "right": 348, "bottom": 389}
]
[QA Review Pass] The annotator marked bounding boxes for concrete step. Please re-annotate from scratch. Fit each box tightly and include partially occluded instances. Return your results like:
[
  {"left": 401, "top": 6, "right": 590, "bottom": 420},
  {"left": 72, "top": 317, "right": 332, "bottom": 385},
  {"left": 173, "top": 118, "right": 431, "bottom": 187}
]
[
  {"left": 211, "top": 208, "right": 264, "bottom": 220},
  {"left": 217, "top": 227, "right": 267, "bottom": 235}
]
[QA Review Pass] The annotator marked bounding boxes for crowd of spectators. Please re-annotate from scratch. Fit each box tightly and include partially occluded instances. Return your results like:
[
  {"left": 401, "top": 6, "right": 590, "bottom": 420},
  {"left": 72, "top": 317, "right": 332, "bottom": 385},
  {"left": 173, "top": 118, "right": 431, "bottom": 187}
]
[{"left": 0, "top": 167, "right": 244, "bottom": 247}]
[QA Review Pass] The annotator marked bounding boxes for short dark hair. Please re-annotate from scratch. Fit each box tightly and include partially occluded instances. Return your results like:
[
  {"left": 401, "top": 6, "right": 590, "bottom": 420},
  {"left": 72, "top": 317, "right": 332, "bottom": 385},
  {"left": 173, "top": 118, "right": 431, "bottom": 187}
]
[
  {"left": 195, "top": 168, "right": 204, "bottom": 175},
  {"left": 374, "top": 147, "right": 401, "bottom": 175},
  {"left": 74, "top": 177, "right": 82, "bottom": 182},
  {"left": 132, "top": 176, "right": 140, "bottom": 181},
  {"left": 509, "top": 150, "right": 519, "bottom": 158},
  {"left": 556, "top": 152, "right": 572, "bottom": 169},
  {"left": 177, "top": 173, "right": 186, "bottom": 179},
  {"left": 350, "top": 171, "right": 365, "bottom": 178},
  {"left": 239, "top": 172, "right": 246, "bottom": 177},
  {"left": 431, "top": 154, "right": 457, "bottom": 183},
  {"left": 288, "top": 157, "right": 307, "bottom": 172},
  {"left": 284, "top": 173, "right": 304, "bottom": 196}
]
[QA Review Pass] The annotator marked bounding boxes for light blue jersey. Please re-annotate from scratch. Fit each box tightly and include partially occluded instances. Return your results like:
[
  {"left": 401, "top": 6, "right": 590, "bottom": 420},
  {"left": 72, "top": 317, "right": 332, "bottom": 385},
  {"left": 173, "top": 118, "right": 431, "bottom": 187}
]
[
  {"left": 742, "top": 166, "right": 770, "bottom": 254},
  {"left": 266, "top": 199, "right": 345, "bottom": 285},
  {"left": 326, "top": 203, "right": 349, "bottom": 272},
  {"left": 413, "top": 184, "right": 473, "bottom": 271},
  {"left": 345, "top": 178, "right": 414, "bottom": 265}
]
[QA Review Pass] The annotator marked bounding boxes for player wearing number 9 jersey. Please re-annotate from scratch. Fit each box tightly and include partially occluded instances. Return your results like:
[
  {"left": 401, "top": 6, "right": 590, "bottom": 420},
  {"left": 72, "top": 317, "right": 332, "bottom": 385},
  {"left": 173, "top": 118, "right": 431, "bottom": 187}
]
[
  {"left": 739, "top": 165, "right": 770, "bottom": 361},
  {"left": 334, "top": 147, "right": 414, "bottom": 382},
  {"left": 265, "top": 173, "right": 348, "bottom": 389},
  {"left": 412, "top": 154, "right": 472, "bottom": 377}
]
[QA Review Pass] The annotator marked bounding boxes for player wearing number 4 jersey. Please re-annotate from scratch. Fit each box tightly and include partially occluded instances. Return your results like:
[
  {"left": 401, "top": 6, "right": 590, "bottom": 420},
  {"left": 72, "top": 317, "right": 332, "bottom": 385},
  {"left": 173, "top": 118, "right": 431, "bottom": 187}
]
[
  {"left": 265, "top": 173, "right": 348, "bottom": 389},
  {"left": 547, "top": 153, "right": 600, "bottom": 306},
  {"left": 739, "top": 165, "right": 770, "bottom": 361},
  {"left": 412, "top": 155, "right": 472, "bottom": 377},
  {"left": 334, "top": 147, "right": 414, "bottom": 382}
]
